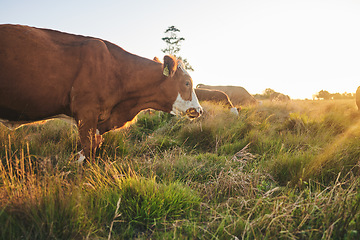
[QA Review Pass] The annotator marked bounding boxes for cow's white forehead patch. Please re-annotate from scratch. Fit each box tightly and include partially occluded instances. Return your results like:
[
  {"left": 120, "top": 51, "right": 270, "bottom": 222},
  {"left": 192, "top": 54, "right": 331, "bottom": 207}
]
[
  {"left": 230, "top": 107, "right": 239, "bottom": 115},
  {"left": 170, "top": 91, "right": 202, "bottom": 115}
]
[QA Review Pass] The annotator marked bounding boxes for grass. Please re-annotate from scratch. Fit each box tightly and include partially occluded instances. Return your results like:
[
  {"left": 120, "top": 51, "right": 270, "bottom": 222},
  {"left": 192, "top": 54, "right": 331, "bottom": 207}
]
[{"left": 1, "top": 99, "right": 360, "bottom": 239}]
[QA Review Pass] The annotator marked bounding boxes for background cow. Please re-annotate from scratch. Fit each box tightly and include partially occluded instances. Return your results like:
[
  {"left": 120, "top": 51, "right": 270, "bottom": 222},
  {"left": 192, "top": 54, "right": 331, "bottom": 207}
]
[
  {"left": 196, "top": 84, "right": 258, "bottom": 106},
  {"left": 0, "top": 24, "right": 203, "bottom": 162},
  {"left": 194, "top": 88, "right": 239, "bottom": 115},
  {"left": 356, "top": 86, "right": 360, "bottom": 111}
]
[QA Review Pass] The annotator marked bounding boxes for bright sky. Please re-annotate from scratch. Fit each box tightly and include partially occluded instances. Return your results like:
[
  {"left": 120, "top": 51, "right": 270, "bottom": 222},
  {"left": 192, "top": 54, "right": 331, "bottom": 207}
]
[{"left": 1, "top": 0, "right": 360, "bottom": 99}]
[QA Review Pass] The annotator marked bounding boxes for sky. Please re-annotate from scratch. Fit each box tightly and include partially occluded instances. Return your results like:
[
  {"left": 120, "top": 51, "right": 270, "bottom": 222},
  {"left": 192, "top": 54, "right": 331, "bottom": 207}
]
[{"left": 1, "top": 0, "right": 360, "bottom": 99}]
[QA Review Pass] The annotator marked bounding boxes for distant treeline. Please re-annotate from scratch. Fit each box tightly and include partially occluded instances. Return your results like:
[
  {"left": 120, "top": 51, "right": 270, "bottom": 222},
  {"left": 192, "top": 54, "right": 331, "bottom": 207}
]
[
  {"left": 253, "top": 88, "right": 272, "bottom": 100},
  {"left": 254, "top": 88, "right": 290, "bottom": 100},
  {"left": 314, "top": 90, "right": 355, "bottom": 100},
  {"left": 254, "top": 88, "right": 355, "bottom": 100}
]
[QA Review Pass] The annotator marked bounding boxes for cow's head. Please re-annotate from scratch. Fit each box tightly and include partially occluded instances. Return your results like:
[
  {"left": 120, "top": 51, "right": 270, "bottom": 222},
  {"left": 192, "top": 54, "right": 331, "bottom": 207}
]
[{"left": 159, "top": 55, "right": 203, "bottom": 119}]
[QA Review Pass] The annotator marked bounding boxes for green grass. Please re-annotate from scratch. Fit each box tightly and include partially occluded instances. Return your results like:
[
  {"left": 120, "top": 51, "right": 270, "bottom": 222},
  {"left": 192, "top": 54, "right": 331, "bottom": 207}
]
[{"left": 1, "top": 99, "right": 360, "bottom": 239}]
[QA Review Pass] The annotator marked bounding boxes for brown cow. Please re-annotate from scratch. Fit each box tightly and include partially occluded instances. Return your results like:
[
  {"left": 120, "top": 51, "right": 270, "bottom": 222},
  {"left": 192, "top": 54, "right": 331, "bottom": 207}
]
[
  {"left": 0, "top": 24, "right": 203, "bottom": 162},
  {"left": 196, "top": 84, "right": 258, "bottom": 106},
  {"left": 356, "top": 86, "right": 360, "bottom": 111},
  {"left": 194, "top": 88, "right": 239, "bottom": 115}
]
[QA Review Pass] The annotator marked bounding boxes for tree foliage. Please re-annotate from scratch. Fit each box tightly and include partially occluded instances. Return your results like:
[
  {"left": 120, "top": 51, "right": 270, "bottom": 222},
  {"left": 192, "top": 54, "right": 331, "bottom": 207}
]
[
  {"left": 317, "top": 90, "right": 331, "bottom": 100},
  {"left": 314, "top": 90, "right": 354, "bottom": 100},
  {"left": 161, "top": 26, "right": 194, "bottom": 71},
  {"left": 254, "top": 88, "right": 277, "bottom": 100},
  {"left": 263, "top": 88, "right": 276, "bottom": 98}
]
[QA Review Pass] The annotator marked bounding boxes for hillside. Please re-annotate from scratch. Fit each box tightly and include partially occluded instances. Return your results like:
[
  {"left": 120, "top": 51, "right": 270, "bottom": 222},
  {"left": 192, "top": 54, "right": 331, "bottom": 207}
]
[{"left": 1, "top": 99, "right": 360, "bottom": 239}]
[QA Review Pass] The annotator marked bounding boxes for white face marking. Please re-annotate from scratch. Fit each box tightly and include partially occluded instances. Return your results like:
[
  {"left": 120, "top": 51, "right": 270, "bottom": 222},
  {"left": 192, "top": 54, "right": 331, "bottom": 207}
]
[
  {"left": 230, "top": 107, "right": 239, "bottom": 115},
  {"left": 171, "top": 90, "right": 202, "bottom": 115},
  {"left": 96, "top": 129, "right": 100, "bottom": 135}
]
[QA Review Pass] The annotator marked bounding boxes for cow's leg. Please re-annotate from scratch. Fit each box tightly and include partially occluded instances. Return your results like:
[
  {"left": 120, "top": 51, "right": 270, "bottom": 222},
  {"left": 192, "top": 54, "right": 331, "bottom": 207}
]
[
  {"left": 77, "top": 127, "right": 104, "bottom": 163},
  {"left": 78, "top": 125, "right": 96, "bottom": 161},
  {"left": 76, "top": 113, "right": 102, "bottom": 163}
]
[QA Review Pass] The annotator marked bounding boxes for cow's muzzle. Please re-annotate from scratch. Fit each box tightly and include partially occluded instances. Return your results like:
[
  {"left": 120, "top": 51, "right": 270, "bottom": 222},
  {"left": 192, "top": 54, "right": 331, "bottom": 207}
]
[{"left": 186, "top": 107, "right": 203, "bottom": 119}]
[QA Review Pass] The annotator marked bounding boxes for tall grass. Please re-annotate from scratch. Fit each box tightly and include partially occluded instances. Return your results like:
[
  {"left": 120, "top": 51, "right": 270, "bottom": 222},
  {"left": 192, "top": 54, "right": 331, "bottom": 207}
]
[{"left": 1, "top": 99, "right": 360, "bottom": 239}]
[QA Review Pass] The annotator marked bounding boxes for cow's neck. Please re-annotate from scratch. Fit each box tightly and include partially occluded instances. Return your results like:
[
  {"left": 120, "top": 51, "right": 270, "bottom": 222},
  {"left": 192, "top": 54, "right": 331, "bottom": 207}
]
[
  {"left": 122, "top": 58, "right": 164, "bottom": 94},
  {"left": 123, "top": 73, "right": 171, "bottom": 114},
  {"left": 97, "top": 54, "right": 174, "bottom": 134},
  {"left": 114, "top": 53, "right": 170, "bottom": 111},
  {"left": 97, "top": 89, "right": 171, "bottom": 134}
]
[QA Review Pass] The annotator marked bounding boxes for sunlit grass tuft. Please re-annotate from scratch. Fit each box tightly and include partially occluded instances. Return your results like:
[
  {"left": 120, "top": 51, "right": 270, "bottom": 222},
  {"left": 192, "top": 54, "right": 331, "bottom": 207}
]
[{"left": 1, "top": 99, "right": 360, "bottom": 239}]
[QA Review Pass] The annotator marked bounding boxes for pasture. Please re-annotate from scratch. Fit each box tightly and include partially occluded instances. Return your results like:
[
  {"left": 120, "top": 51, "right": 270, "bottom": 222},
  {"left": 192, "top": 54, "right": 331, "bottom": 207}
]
[{"left": 1, "top": 99, "right": 360, "bottom": 239}]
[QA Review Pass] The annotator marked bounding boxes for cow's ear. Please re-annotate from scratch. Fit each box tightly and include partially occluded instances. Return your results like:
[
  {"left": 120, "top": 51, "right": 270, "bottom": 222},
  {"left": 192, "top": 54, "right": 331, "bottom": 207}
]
[
  {"left": 163, "top": 55, "right": 177, "bottom": 77},
  {"left": 153, "top": 56, "right": 161, "bottom": 63}
]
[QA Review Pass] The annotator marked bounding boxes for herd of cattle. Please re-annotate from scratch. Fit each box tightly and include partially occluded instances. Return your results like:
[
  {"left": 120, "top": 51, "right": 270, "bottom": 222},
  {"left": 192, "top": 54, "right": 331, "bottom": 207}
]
[
  {"left": 194, "top": 84, "right": 291, "bottom": 115},
  {"left": 0, "top": 24, "right": 329, "bottom": 163}
]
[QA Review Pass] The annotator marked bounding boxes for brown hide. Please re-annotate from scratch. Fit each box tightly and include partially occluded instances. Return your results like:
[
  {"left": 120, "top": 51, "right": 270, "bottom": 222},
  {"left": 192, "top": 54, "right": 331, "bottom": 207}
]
[
  {"left": 356, "top": 86, "right": 360, "bottom": 111},
  {"left": 194, "top": 88, "right": 235, "bottom": 109},
  {"left": 0, "top": 24, "right": 202, "bottom": 161},
  {"left": 196, "top": 84, "right": 257, "bottom": 106}
]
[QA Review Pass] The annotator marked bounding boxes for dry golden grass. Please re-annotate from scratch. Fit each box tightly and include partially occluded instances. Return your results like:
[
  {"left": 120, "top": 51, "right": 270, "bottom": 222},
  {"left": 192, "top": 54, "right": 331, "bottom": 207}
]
[{"left": 1, "top": 99, "right": 360, "bottom": 239}]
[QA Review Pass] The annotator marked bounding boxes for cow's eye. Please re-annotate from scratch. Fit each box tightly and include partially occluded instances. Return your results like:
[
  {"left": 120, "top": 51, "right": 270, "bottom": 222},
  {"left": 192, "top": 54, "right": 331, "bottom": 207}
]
[{"left": 185, "top": 81, "right": 190, "bottom": 87}]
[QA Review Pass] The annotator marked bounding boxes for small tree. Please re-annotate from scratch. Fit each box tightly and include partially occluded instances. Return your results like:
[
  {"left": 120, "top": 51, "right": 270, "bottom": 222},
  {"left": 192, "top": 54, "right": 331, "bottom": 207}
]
[
  {"left": 161, "top": 26, "right": 194, "bottom": 71},
  {"left": 263, "top": 88, "right": 276, "bottom": 99},
  {"left": 317, "top": 90, "right": 331, "bottom": 100}
]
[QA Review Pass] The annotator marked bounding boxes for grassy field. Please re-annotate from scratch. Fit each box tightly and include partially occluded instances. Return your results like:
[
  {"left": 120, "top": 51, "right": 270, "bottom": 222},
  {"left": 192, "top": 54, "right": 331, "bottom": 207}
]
[{"left": 1, "top": 99, "right": 360, "bottom": 239}]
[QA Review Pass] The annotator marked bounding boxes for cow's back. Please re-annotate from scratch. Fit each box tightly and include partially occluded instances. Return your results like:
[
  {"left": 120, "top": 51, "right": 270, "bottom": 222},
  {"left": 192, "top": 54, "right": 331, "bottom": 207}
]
[
  {"left": 0, "top": 25, "right": 95, "bottom": 120},
  {"left": 197, "top": 84, "right": 257, "bottom": 105}
]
